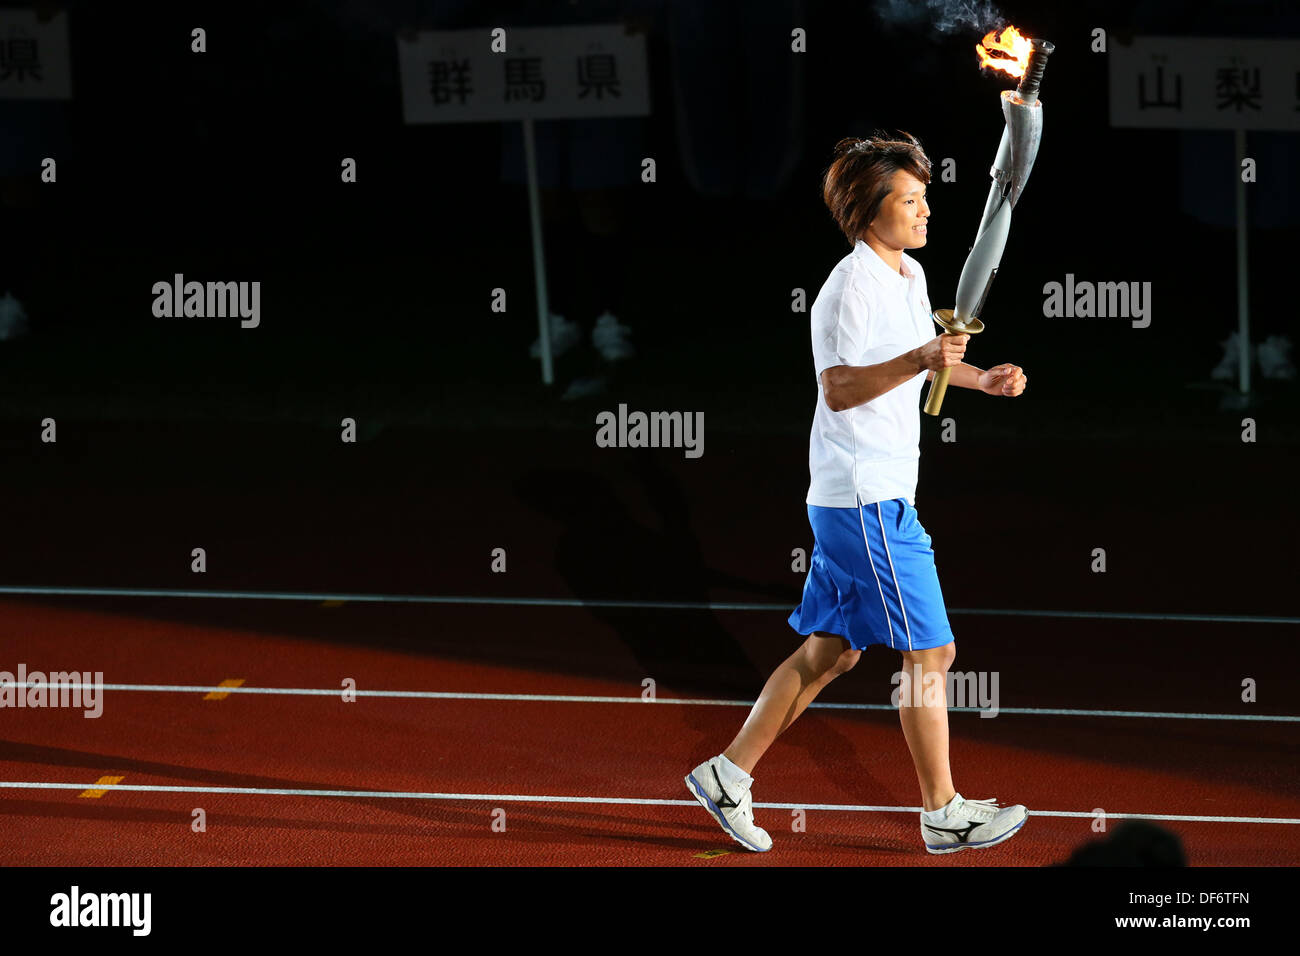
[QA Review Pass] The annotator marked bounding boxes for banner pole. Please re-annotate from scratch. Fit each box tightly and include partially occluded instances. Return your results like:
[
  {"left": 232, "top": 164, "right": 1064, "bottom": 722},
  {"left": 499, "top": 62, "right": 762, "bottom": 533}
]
[
  {"left": 1235, "top": 127, "right": 1250, "bottom": 396},
  {"left": 522, "top": 117, "right": 553, "bottom": 385}
]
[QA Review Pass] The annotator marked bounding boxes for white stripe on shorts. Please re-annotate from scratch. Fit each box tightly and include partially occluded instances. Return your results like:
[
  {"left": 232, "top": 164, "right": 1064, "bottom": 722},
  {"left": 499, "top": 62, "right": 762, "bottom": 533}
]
[
  {"left": 856, "top": 494, "right": 896, "bottom": 649},
  {"left": 876, "top": 501, "right": 914, "bottom": 652}
]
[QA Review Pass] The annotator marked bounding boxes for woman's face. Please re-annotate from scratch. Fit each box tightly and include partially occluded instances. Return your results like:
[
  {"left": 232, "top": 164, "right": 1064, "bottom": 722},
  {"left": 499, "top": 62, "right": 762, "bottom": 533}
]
[{"left": 867, "top": 170, "right": 930, "bottom": 250}]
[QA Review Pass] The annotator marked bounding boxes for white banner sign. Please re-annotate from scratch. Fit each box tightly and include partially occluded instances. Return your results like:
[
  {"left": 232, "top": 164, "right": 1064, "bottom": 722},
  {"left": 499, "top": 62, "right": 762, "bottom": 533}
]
[
  {"left": 1109, "top": 36, "right": 1300, "bottom": 130},
  {"left": 0, "top": 9, "right": 72, "bottom": 100},
  {"left": 397, "top": 24, "right": 649, "bottom": 123}
]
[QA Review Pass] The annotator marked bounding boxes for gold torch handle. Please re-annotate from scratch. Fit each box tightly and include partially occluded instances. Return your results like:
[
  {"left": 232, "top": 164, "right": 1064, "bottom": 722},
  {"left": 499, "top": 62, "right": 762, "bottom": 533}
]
[
  {"left": 923, "top": 367, "right": 951, "bottom": 417},
  {"left": 922, "top": 310, "right": 984, "bottom": 418}
]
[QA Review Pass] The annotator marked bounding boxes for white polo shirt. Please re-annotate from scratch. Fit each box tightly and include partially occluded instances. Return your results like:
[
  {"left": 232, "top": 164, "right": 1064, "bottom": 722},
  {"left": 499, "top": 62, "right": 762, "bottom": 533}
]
[{"left": 806, "top": 239, "right": 935, "bottom": 508}]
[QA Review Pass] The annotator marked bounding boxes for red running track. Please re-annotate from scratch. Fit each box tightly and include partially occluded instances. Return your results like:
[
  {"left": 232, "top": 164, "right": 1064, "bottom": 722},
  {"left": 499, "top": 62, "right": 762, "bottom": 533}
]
[{"left": 0, "top": 597, "right": 1297, "bottom": 866}]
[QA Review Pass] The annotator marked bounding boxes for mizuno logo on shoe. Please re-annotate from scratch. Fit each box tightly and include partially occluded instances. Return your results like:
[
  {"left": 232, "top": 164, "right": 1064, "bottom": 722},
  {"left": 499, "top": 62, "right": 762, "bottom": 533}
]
[
  {"left": 924, "top": 821, "right": 981, "bottom": 843},
  {"left": 711, "top": 765, "right": 739, "bottom": 809}
]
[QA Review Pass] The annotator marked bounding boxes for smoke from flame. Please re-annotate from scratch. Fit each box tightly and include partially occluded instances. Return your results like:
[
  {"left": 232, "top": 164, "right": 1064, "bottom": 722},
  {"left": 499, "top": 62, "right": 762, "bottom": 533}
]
[{"left": 976, "top": 25, "right": 1031, "bottom": 79}]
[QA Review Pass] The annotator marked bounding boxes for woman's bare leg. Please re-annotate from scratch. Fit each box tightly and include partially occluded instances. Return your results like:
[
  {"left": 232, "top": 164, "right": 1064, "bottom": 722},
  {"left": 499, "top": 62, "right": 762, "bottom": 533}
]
[
  {"left": 722, "top": 633, "right": 860, "bottom": 774},
  {"left": 898, "top": 642, "right": 958, "bottom": 812}
]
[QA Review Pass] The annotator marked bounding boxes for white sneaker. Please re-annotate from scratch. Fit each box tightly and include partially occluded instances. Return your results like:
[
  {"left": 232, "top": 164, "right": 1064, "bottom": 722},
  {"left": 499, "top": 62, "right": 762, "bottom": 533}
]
[
  {"left": 0, "top": 291, "right": 29, "bottom": 341},
  {"left": 921, "top": 793, "right": 1027, "bottom": 854},
  {"left": 685, "top": 756, "right": 772, "bottom": 852},
  {"left": 592, "top": 311, "right": 634, "bottom": 361},
  {"left": 1258, "top": 334, "right": 1296, "bottom": 380},
  {"left": 529, "top": 313, "right": 582, "bottom": 360}
]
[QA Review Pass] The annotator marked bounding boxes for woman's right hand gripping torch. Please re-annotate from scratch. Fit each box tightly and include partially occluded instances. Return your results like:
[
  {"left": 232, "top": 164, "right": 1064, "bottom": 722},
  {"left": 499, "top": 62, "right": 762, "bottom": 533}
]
[{"left": 924, "top": 36, "right": 1054, "bottom": 417}]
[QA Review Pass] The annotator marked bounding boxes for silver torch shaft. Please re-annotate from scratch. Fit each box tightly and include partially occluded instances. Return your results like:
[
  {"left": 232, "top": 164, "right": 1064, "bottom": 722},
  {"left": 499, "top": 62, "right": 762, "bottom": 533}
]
[{"left": 923, "top": 37, "right": 1054, "bottom": 417}]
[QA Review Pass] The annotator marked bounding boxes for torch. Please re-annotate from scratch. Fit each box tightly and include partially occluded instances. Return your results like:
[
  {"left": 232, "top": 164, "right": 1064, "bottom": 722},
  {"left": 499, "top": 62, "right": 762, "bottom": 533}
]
[{"left": 923, "top": 29, "right": 1054, "bottom": 416}]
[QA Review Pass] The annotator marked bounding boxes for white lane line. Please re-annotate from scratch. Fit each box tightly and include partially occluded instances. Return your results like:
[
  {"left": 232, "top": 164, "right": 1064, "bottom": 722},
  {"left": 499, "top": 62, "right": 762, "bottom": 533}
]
[
  {"left": 0, "top": 782, "right": 1295, "bottom": 825},
  {"left": 0, "top": 585, "right": 1294, "bottom": 623},
  {"left": 3, "top": 681, "right": 1295, "bottom": 722}
]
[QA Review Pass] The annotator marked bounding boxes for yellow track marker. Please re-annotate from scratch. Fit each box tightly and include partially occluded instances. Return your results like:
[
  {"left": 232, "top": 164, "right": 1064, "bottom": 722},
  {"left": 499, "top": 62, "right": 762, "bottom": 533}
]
[
  {"left": 693, "top": 849, "right": 732, "bottom": 859},
  {"left": 203, "top": 678, "right": 246, "bottom": 701},
  {"left": 79, "top": 775, "right": 124, "bottom": 798}
]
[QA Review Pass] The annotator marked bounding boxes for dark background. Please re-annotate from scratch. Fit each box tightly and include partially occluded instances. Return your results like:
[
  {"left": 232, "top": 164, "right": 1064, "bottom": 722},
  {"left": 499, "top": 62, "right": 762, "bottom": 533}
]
[{"left": 0, "top": 0, "right": 1296, "bottom": 672}]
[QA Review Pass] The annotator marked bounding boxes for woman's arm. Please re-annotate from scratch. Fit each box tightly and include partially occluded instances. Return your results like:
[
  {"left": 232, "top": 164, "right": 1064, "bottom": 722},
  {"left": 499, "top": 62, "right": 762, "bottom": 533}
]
[
  {"left": 825, "top": 334, "right": 968, "bottom": 411},
  {"left": 822, "top": 352, "right": 924, "bottom": 411},
  {"left": 925, "top": 363, "right": 984, "bottom": 388}
]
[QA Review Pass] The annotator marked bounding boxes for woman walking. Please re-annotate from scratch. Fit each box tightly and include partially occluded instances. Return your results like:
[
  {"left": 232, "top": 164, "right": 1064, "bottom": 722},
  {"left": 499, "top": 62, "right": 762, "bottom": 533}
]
[{"left": 686, "top": 132, "right": 1030, "bottom": 855}]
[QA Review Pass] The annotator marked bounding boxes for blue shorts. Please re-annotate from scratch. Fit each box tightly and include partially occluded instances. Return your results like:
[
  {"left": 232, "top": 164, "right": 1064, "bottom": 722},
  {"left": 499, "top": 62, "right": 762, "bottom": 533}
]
[{"left": 788, "top": 498, "right": 955, "bottom": 653}]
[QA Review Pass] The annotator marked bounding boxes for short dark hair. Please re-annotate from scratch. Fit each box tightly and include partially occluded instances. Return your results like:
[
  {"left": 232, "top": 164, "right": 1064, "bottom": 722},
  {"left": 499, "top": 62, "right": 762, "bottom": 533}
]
[{"left": 821, "top": 132, "right": 932, "bottom": 247}]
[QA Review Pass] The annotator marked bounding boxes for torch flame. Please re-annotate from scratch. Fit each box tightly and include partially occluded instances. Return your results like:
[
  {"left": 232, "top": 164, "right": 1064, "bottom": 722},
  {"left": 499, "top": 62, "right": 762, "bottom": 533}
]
[{"left": 976, "top": 25, "right": 1032, "bottom": 79}]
